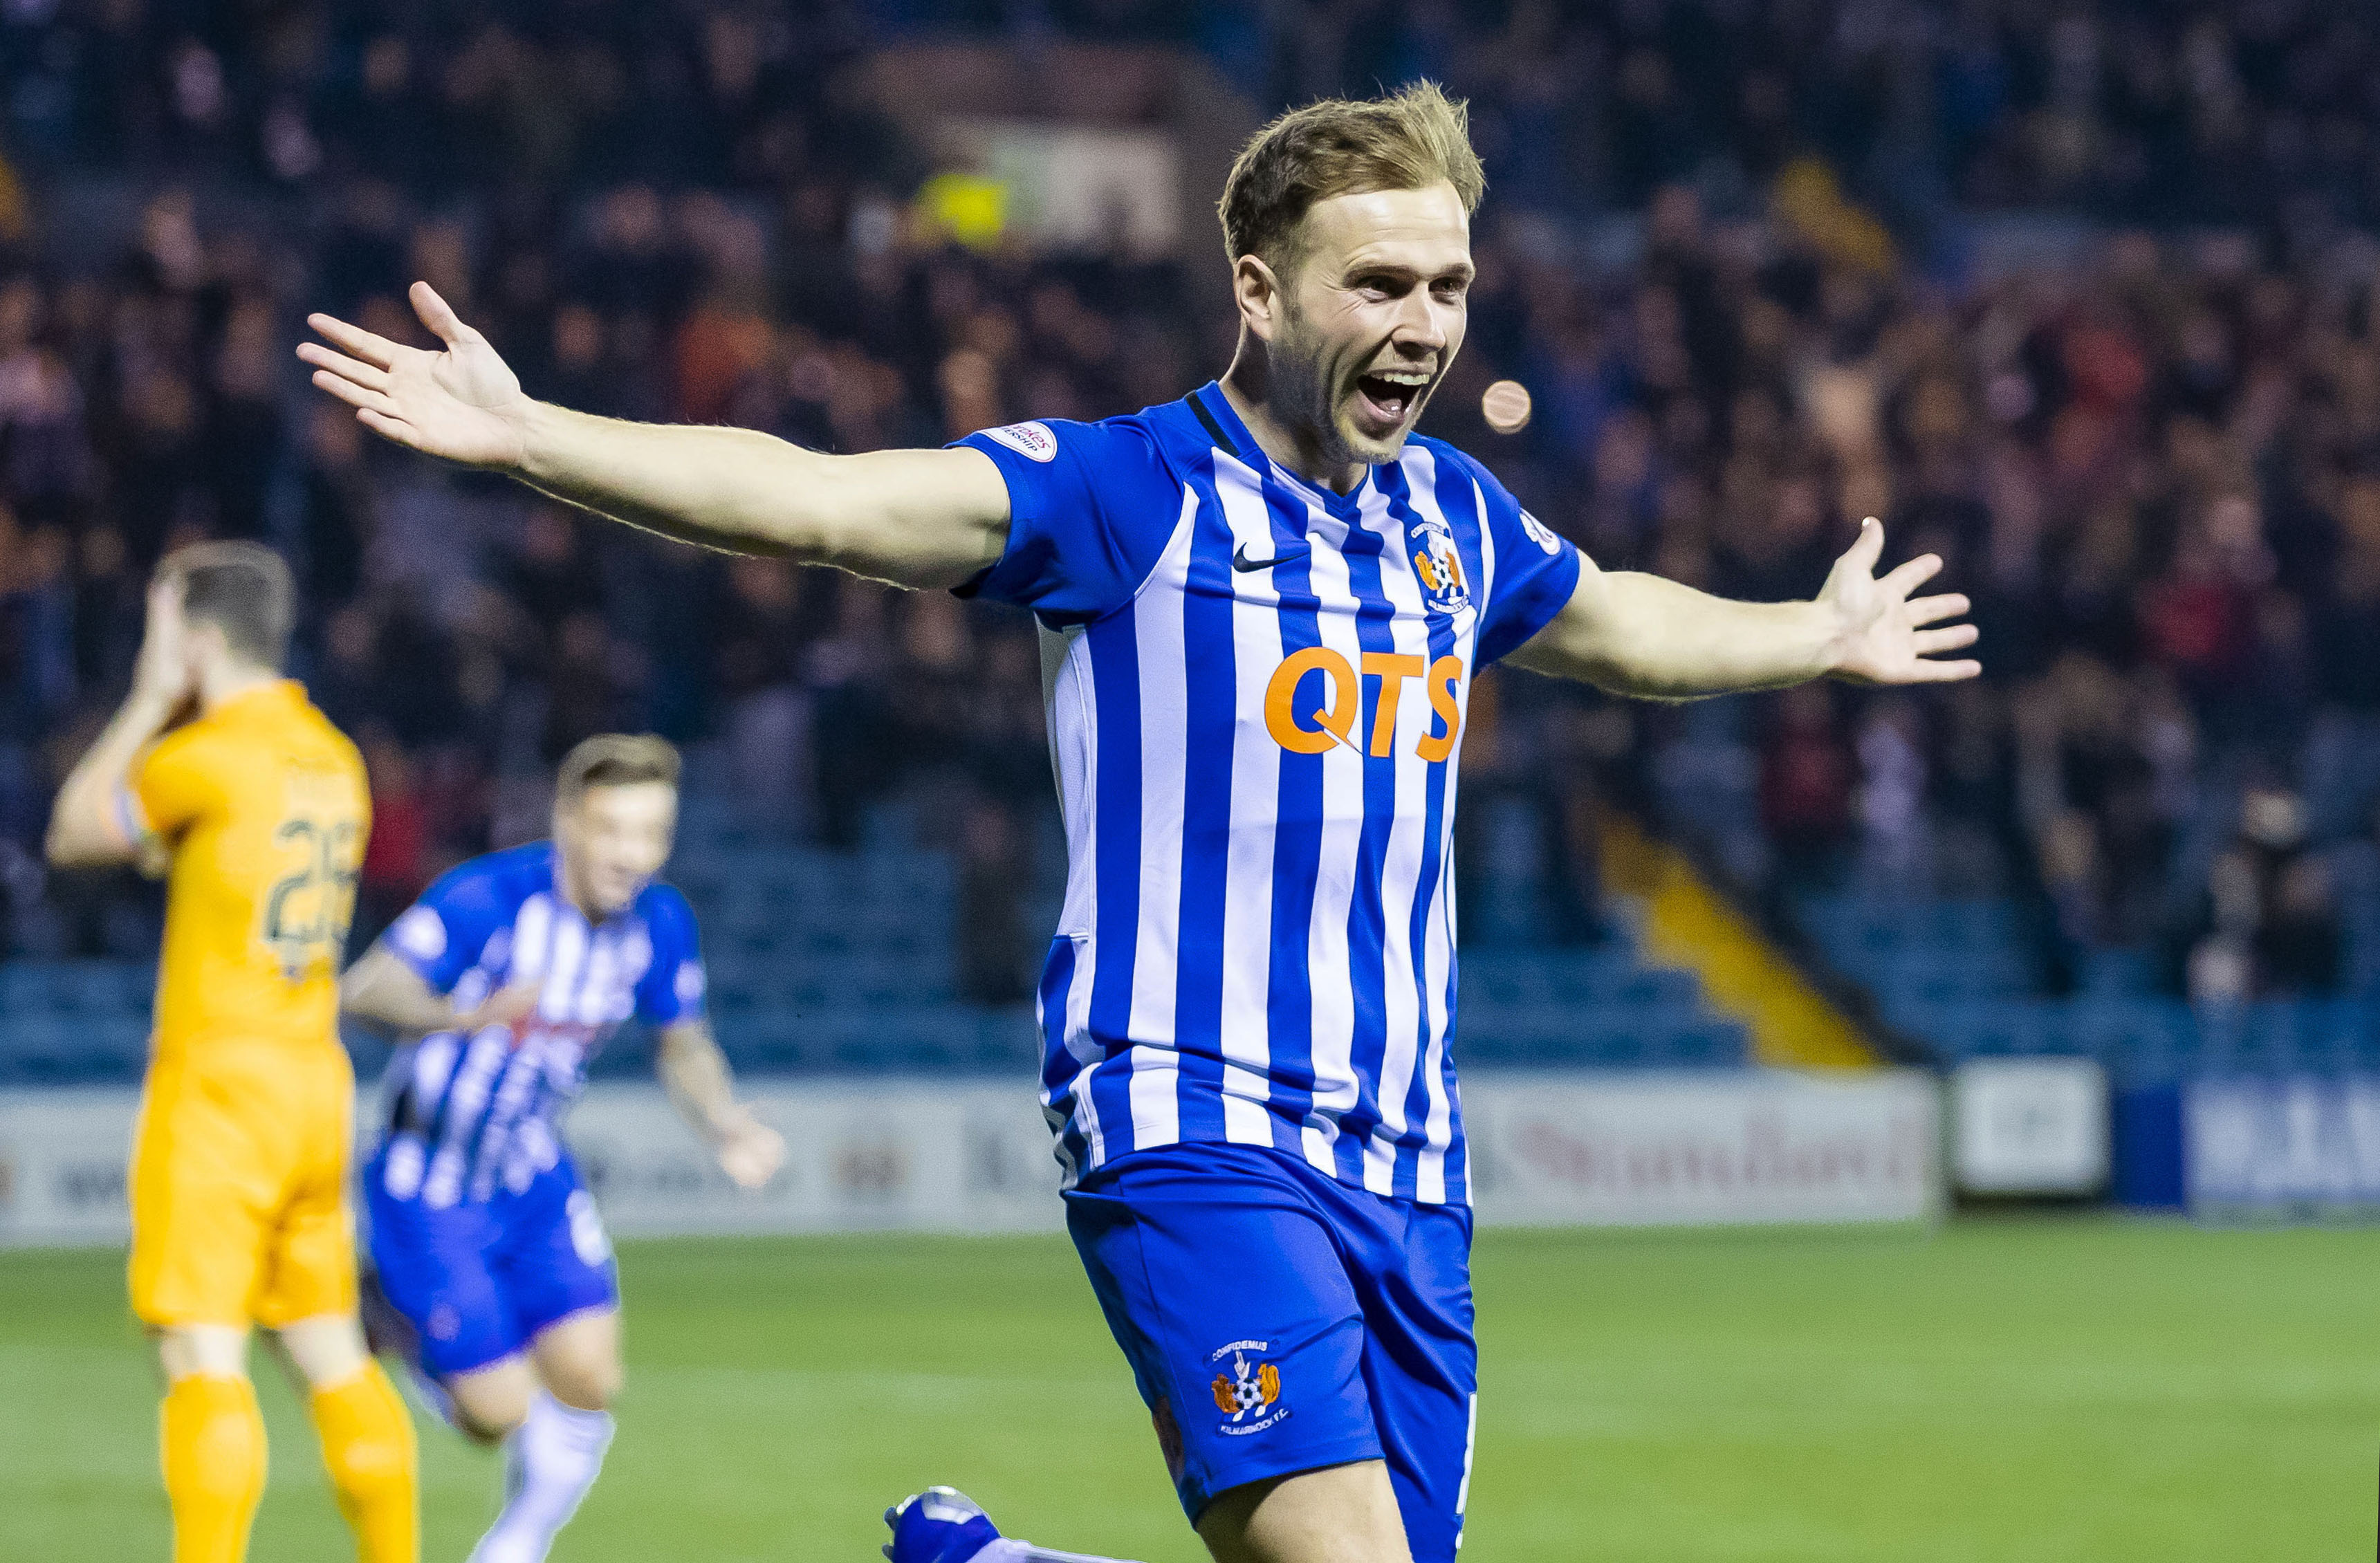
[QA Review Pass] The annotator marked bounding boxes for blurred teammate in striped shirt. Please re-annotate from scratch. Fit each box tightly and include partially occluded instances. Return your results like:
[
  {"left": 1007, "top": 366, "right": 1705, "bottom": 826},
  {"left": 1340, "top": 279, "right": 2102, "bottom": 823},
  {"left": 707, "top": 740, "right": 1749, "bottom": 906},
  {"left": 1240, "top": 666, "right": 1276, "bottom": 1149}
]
[{"left": 341, "top": 734, "right": 782, "bottom": 1563}]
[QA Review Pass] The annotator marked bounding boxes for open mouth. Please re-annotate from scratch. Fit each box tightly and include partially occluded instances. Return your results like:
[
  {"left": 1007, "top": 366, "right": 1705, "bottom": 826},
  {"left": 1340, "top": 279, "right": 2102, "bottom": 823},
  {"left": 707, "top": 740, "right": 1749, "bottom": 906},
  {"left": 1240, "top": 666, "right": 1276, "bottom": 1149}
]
[{"left": 1353, "top": 368, "right": 1433, "bottom": 433}]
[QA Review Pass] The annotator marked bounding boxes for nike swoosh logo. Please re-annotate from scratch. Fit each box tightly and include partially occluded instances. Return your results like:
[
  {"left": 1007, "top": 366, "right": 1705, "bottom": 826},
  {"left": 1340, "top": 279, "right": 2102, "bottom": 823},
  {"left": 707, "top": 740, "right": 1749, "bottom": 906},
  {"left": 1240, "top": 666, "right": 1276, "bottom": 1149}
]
[{"left": 1233, "top": 542, "right": 1311, "bottom": 573}]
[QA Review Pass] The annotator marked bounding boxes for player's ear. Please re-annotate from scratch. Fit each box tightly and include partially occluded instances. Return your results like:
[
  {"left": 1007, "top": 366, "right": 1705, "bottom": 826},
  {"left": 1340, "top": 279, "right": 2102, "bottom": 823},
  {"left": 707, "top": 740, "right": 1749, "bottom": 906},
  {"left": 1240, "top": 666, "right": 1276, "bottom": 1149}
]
[{"left": 1233, "top": 254, "right": 1284, "bottom": 343}]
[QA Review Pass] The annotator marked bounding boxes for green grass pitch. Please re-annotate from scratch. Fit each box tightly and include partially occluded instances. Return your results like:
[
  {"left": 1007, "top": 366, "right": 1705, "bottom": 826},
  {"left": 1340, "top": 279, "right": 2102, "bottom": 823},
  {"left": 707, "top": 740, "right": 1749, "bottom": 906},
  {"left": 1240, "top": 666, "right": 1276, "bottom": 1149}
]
[{"left": 2, "top": 1217, "right": 2373, "bottom": 1561}]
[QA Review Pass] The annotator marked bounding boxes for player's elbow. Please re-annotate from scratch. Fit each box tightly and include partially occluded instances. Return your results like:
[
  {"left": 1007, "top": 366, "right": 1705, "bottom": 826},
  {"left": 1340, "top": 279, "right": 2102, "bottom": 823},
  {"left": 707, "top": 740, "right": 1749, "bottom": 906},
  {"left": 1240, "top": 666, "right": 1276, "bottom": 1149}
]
[
  {"left": 44, "top": 808, "right": 123, "bottom": 870},
  {"left": 336, "top": 956, "right": 397, "bottom": 1024}
]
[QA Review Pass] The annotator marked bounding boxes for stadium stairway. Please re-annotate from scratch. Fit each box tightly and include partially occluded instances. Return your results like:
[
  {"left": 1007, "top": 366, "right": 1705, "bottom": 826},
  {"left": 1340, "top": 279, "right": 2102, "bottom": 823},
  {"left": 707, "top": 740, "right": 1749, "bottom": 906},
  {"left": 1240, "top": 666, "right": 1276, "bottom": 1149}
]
[{"left": 1598, "top": 817, "right": 1877, "bottom": 1071}]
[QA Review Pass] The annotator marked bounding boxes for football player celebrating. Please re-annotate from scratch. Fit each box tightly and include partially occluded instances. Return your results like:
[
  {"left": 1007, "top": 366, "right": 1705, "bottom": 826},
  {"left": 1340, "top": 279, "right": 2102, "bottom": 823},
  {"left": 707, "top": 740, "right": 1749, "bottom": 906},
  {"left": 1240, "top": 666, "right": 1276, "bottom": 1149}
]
[
  {"left": 303, "top": 82, "right": 1974, "bottom": 1563},
  {"left": 340, "top": 734, "right": 784, "bottom": 1563}
]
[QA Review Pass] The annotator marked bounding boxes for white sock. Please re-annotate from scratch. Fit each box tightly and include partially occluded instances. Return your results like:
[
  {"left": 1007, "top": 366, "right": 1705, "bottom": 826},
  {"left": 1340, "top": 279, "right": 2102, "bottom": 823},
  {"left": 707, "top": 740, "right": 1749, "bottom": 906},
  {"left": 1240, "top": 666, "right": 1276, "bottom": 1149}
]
[
  {"left": 977, "top": 1542, "right": 1145, "bottom": 1563},
  {"left": 467, "top": 1391, "right": 615, "bottom": 1563}
]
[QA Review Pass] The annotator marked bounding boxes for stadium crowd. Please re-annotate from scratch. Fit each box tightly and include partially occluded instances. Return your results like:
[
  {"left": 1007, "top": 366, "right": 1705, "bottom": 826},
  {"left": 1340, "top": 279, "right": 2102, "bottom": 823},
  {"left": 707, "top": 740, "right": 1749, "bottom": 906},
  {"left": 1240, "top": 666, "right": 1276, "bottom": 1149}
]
[{"left": 1, "top": 0, "right": 2377, "bottom": 1006}]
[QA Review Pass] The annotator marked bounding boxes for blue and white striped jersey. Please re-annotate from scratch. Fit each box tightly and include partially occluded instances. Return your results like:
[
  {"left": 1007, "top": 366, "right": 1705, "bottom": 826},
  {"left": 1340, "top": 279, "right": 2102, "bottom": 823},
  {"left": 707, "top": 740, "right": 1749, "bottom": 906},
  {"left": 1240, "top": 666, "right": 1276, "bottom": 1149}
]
[
  {"left": 371, "top": 840, "right": 705, "bottom": 1208},
  {"left": 958, "top": 383, "right": 1580, "bottom": 1205}
]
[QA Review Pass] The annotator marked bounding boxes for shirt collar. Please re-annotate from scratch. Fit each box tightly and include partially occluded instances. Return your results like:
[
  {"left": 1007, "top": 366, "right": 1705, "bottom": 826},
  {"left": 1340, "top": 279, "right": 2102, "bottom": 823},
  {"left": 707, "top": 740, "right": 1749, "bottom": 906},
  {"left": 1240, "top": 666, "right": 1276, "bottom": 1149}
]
[{"left": 1190, "top": 382, "right": 1378, "bottom": 522}]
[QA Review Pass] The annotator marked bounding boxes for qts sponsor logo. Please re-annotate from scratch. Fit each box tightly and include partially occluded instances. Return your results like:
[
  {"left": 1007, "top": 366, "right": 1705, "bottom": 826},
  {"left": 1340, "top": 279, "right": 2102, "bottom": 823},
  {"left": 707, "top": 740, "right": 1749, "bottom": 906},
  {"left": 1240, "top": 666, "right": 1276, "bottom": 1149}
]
[
  {"left": 1264, "top": 649, "right": 1464, "bottom": 760},
  {"left": 1208, "top": 1340, "right": 1290, "bottom": 1436}
]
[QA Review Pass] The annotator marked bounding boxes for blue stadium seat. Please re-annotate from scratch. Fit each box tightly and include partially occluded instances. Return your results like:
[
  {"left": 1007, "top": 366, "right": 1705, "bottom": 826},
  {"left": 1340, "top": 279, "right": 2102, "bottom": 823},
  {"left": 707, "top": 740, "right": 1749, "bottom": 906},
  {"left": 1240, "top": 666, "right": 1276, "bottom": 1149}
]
[
  {"left": 0, "top": 960, "right": 154, "bottom": 1017},
  {"left": 0, "top": 1012, "right": 148, "bottom": 1084},
  {"left": 1457, "top": 999, "right": 1748, "bottom": 1071}
]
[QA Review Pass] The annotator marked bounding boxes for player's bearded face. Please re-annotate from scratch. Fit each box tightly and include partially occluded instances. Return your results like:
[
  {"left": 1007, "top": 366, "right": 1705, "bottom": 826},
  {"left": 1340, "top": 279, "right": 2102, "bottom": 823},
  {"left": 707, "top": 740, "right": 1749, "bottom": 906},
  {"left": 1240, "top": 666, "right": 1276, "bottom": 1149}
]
[
  {"left": 1272, "top": 183, "right": 1473, "bottom": 467},
  {"left": 557, "top": 782, "right": 677, "bottom": 916}
]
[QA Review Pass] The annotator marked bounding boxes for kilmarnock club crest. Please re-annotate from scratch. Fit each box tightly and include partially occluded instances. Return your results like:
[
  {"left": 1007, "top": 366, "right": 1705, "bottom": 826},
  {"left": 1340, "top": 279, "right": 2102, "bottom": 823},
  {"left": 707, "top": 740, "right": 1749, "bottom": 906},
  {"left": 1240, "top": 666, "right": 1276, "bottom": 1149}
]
[
  {"left": 1209, "top": 1340, "right": 1289, "bottom": 1436},
  {"left": 1406, "top": 512, "right": 1472, "bottom": 616}
]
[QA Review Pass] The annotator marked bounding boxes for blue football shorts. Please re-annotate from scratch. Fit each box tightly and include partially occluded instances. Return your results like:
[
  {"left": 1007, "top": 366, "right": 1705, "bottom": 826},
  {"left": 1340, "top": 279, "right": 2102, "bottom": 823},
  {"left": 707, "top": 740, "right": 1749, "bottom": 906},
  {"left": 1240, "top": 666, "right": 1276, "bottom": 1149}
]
[
  {"left": 364, "top": 1153, "right": 619, "bottom": 1379},
  {"left": 1064, "top": 1141, "right": 1477, "bottom": 1560}
]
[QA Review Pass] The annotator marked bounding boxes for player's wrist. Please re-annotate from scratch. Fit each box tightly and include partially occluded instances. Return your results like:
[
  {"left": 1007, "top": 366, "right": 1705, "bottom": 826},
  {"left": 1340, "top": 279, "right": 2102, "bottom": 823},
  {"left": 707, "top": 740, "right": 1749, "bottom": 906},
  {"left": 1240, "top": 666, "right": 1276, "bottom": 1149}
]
[
  {"left": 508, "top": 398, "right": 574, "bottom": 481},
  {"left": 1809, "top": 595, "right": 1858, "bottom": 681}
]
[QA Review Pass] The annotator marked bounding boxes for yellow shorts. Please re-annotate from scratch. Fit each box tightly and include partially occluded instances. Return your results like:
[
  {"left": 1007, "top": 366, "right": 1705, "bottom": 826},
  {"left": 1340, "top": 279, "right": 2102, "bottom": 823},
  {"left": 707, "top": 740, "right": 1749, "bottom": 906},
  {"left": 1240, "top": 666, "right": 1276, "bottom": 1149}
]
[{"left": 128, "top": 1041, "right": 358, "bottom": 1330}]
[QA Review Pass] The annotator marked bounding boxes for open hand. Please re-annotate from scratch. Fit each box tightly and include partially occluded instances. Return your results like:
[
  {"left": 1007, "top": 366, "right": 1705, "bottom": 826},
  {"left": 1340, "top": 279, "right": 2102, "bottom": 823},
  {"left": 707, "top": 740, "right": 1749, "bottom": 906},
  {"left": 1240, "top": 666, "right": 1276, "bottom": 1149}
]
[
  {"left": 297, "top": 281, "right": 531, "bottom": 469},
  {"left": 1819, "top": 518, "right": 1982, "bottom": 685}
]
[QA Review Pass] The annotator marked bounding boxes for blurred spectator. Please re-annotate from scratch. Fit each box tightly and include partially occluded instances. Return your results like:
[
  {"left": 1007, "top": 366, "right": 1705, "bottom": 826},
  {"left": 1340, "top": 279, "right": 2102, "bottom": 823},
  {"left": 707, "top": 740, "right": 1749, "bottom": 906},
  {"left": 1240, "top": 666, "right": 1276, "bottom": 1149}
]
[
  {"left": 540, "top": 611, "right": 629, "bottom": 765},
  {"left": 297, "top": 405, "right": 376, "bottom": 613},
  {"left": 2183, "top": 785, "right": 2341, "bottom": 1002},
  {"left": 1852, "top": 698, "right": 1928, "bottom": 898},
  {"left": 1760, "top": 685, "right": 1854, "bottom": 893},
  {"left": 714, "top": 557, "right": 815, "bottom": 834},
  {"left": 356, "top": 730, "right": 432, "bottom": 951},
  {"left": 503, "top": 506, "right": 605, "bottom": 649}
]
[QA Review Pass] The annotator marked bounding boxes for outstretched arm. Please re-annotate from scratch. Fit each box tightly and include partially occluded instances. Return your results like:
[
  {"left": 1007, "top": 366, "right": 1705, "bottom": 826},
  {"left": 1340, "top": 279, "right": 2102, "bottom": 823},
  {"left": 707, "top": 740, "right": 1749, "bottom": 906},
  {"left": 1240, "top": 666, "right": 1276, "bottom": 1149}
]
[
  {"left": 655, "top": 1019, "right": 785, "bottom": 1190},
  {"left": 1507, "top": 517, "right": 1980, "bottom": 698},
  {"left": 298, "top": 283, "right": 1010, "bottom": 589}
]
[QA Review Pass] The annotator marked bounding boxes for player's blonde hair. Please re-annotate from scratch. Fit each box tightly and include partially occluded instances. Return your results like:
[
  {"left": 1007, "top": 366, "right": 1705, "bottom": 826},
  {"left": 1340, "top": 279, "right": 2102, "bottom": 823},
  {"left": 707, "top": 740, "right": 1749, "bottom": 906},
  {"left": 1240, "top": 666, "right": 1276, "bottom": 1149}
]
[
  {"left": 555, "top": 733, "right": 681, "bottom": 806},
  {"left": 1218, "top": 80, "right": 1485, "bottom": 276},
  {"left": 160, "top": 539, "right": 294, "bottom": 671}
]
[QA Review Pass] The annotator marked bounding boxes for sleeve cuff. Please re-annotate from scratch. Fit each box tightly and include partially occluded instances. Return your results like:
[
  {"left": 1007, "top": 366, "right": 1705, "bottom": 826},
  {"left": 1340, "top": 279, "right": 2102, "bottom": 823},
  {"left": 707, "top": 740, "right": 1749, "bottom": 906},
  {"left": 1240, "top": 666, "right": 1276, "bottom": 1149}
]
[{"left": 112, "top": 784, "right": 149, "bottom": 849}]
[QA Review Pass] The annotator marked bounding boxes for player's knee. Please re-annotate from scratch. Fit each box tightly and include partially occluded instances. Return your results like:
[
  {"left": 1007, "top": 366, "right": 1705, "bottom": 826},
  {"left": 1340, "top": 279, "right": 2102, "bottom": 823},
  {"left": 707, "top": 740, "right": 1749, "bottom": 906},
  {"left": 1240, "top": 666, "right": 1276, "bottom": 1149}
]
[
  {"left": 274, "top": 1313, "right": 371, "bottom": 1388},
  {"left": 154, "top": 1324, "right": 250, "bottom": 1382},
  {"left": 455, "top": 1405, "right": 522, "bottom": 1446},
  {"left": 448, "top": 1373, "right": 533, "bottom": 1444},
  {"left": 545, "top": 1356, "right": 622, "bottom": 1413}
]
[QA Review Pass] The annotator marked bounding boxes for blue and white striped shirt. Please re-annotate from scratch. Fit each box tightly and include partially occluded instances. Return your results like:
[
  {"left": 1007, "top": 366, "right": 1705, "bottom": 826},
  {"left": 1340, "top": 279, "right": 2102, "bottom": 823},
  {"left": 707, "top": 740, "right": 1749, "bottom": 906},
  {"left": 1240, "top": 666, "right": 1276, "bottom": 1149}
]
[
  {"left": 371, "top": 841, "right": 705, "bottom": 1208},
  {"left": 959, "top": 383, "right": 1579, "bottom": 1205}
]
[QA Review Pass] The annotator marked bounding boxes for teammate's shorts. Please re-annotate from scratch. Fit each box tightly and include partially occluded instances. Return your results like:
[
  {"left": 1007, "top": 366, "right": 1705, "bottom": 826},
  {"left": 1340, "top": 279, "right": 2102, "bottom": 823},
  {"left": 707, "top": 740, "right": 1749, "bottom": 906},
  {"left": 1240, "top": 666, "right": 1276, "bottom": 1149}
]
[
  {"left": 129, "top": 1042, "right": 358, "bottom": 1329},
  {"left": 1064, "top": 1141, "right": 1477, "bottom": 1560},
  {"left": 364, "top": 1154, "right": 618, "bottom": 1379}
]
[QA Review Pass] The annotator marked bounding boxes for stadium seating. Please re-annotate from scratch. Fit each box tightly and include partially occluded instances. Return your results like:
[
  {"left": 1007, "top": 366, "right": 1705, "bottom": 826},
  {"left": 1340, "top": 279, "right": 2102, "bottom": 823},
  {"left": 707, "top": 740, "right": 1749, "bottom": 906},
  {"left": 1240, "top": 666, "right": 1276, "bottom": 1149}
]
[
  {"left": 0, "top": 960, "right": 153, "bottom": 1083},
  {"left": 19, "top": 845, "right": 2379, "bottom": 1089},
  {"left": 1796, "top": 893, "right": 2040, "bottom": 1026},
  {"left": 1797, "top": 890, "right": 2380, "bottom": 1083},
  {"left": 0, "top": 793, "right": 1758, "bottom": 1081}
]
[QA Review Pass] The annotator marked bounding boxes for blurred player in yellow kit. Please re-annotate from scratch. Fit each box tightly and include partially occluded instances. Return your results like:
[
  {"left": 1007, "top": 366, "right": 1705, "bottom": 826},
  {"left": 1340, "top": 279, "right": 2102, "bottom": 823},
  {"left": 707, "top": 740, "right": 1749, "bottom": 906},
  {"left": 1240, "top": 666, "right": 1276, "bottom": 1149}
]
[{"left": 46, "top": 541, "right": 417, "bottom": 1563}]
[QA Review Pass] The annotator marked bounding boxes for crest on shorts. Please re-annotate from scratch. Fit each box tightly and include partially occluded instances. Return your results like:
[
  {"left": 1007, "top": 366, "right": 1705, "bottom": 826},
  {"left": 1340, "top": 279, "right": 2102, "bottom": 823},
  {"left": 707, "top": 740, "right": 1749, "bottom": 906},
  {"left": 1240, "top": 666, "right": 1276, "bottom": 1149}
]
[
  {"left": 1407, "top": 514, "right": 1472, "bottom": 616},
  {"left": 1208, "top": 1340, "right": 1290, "bottom": 1436}
]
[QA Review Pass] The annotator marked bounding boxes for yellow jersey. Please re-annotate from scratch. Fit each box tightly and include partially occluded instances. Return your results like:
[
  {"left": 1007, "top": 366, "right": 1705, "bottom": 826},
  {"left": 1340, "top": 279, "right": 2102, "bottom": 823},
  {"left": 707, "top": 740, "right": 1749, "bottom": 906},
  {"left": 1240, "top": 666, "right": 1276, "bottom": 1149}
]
[{"left": 129, "top": 681, "right": 369, "bottom": 1065}]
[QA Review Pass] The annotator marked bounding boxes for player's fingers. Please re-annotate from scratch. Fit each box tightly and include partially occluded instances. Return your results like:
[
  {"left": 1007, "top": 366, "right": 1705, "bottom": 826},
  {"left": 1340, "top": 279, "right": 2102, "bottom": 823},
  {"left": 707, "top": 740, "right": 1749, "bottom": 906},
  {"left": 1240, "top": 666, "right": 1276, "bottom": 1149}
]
[
  {"left": 1881, "top": 552, "right": 1944, "bottom": 598},
  {"left": 306, "top": 312, "right": 400, "bottom": 369},
  {"left": 410, "top": 280, "right": 477, "bottom": 346},
  {"left": 1842, "top": 515, "right": 1885, "bottom": 575},
  {"left": 1906, "top": 593, "right": 1969, "bottom": 627},
  {"left": 1907, "top": 657, "right": 1983, "bottom": 683},
  {"left": 1912, "top": 623, "right": 1980, "bottom": 656},
  {"left": 311, "top": 369, "right": 397, "bottom": 416},
  {"left": 354, "top": 407, "right": 419, "bottom": 447},
  {"left": 295, "top": 342, "right": 391, "bottom": 391}
]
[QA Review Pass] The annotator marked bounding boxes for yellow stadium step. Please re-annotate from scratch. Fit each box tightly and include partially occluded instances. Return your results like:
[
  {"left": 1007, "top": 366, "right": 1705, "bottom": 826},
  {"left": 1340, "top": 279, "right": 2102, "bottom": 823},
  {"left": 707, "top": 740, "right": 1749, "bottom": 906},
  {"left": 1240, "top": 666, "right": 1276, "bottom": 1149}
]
[{"left": 1600, "top": 815, "right": 1877, "bottom": 1071}]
